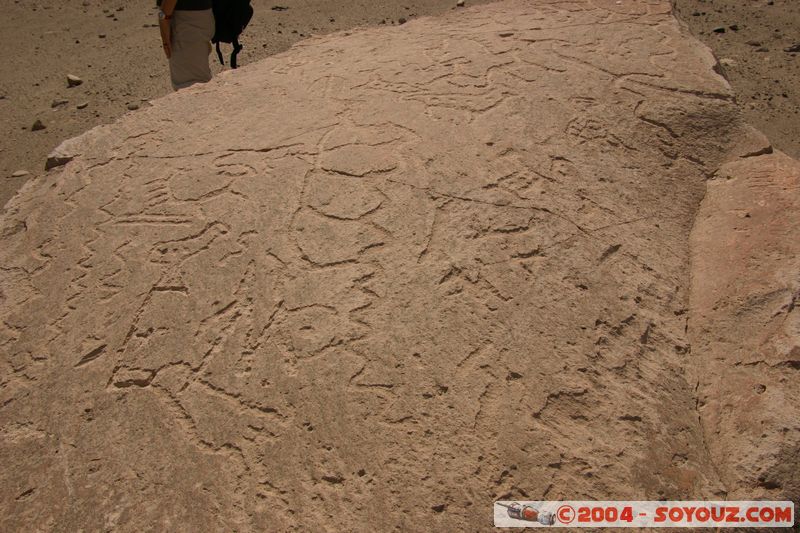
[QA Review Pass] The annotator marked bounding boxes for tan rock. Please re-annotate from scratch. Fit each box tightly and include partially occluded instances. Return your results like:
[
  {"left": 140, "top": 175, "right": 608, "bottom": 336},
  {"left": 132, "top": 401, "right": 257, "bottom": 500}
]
[
  {"left": 690, "top": 151, "right": 800, "bottom": 501},
  {"left": 66, "top": 74, "right": 83, "bottom": 88},
  {"left": 0, "top": 0, "right": 797, "bottom": 530}
]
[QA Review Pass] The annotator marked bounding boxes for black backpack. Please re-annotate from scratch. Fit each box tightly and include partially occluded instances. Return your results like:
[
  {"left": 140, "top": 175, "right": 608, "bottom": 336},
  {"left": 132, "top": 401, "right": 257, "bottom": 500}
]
[{"left": 212, "top": 0, "right": 254, "bottom": 69}]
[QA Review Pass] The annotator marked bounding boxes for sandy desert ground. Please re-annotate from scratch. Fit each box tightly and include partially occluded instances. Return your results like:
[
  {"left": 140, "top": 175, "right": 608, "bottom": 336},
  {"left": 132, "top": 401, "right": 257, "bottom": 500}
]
[{"left": 0, "top": 0, "right": 799, "bottom": 210}]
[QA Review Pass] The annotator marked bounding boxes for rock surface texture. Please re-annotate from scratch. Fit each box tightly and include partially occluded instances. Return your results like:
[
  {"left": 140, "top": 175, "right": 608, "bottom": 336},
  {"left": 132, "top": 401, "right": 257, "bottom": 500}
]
[{"left": 1, "top": 0, "right": 798, "bottom": 530}]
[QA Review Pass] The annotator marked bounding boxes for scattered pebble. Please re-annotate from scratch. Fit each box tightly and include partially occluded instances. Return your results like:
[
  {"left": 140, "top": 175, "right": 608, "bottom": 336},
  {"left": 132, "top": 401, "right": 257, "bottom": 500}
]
[
  {"left": 77, "top": 102, "right": 89, "bottom": 109},
  {"left": 31, "top": 119, "right": 46, "bottom": 131},
  {"left": 51, "top": 98, "right": 69, "bottom": 108},
  {"left": 457, "top": 0, "right": 465, "bottom": 6},
  {"left": 398, "top": 17, "right": 407, "bottom": 24},
  {"left": 11, "top": 170, "right": 30, "bottom": 178},
  {"left": 67, "top": 74, "right": 83, "bottom": 88},
  {"left": 271, "top": 5, "right": 288, "bottom": 11},
  {"left": 785, "top": 44, "right": 800, "bottom": 53},
  {"left": 126, "top": 102, "right": 140, "bottom": 111},
  {"left": 712, "top": 27, "right": 726, "bottom": 34}
]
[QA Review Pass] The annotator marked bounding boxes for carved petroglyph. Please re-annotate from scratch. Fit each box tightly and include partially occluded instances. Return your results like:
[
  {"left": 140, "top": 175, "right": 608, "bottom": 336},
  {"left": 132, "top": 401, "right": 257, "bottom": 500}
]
[{"left": 1, "top": 0, "right": 797, "bottom": 530}]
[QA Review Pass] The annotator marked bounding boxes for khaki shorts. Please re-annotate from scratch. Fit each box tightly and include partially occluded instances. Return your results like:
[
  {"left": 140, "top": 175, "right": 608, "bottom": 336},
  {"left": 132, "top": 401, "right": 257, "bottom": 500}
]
[{"left": 169, "top": 9, "right": 215, "bottom": 91}]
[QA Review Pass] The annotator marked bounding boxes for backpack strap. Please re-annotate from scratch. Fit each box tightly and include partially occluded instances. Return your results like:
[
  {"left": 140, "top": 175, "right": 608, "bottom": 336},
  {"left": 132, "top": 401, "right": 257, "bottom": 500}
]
[
  {"left": 231, "top": 39, "right": 244, "bottom": 69},
  {"left": 216, "top": 41, "right": 225, "bottom": 66}
]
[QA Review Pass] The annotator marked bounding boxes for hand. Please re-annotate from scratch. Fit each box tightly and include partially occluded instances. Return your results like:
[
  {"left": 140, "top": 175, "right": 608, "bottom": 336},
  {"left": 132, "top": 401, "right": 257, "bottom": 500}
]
[{"left": 159, "top": 18, "right": 172, "bottom": 58}]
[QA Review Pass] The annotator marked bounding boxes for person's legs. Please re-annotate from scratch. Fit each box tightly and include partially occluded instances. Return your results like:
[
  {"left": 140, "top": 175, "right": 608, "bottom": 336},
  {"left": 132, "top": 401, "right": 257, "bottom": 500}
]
[{"left": 169, "top": 9, "right": 216, "bottom": 91}]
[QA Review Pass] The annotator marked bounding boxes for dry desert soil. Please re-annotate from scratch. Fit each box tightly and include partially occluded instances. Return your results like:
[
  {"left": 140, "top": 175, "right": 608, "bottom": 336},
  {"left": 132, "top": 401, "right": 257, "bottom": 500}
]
[{"left": 1, "top": 0, "right": 799, "bottom": 210}]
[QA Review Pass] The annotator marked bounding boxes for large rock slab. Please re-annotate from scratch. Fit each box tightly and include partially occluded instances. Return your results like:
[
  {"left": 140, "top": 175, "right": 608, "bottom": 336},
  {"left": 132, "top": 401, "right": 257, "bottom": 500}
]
[
  {"left": 0, "top": 0, "right": 797, "bottom": 530},
  {"left": 690, "top": 144, "right": 800, "bottom": 502}
]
